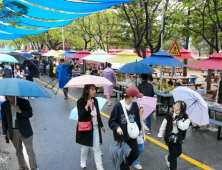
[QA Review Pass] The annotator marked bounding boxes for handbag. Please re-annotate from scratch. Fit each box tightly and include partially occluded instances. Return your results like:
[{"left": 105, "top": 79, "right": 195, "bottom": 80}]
[
  {"left": 78, "top": 121, "right": 92, "bottom": 131},
  {"left": 169, "top": 133, "right": 178, "bottom": 143},
  {"left": 120, "top": 101, "right": 139, "bottom": 139}
]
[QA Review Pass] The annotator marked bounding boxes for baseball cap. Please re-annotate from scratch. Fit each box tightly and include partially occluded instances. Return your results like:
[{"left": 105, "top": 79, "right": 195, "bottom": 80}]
[{"left": 126, "top": 86, "right": 143, "bottom": 98}]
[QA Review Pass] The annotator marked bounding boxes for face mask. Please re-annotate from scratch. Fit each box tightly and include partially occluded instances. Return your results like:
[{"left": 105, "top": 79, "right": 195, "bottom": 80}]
[
  {"left": 133, "top": 98, "right": 138, "bottom": 102},
  {"left": 5, "top": 65, "right": 9, "bottom": 68}
]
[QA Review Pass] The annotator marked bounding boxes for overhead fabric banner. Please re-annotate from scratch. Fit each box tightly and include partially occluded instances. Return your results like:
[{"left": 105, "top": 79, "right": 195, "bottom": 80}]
[
  {"left": 0, "top": 0, "right": 135, "bottom": 40},
  {"left": 24, "top": 0, "right": 133, "bottom": 13}
]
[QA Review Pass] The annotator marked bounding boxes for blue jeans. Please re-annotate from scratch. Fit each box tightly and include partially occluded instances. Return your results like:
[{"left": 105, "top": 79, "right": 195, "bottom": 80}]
[
  {"left": 146, "top": 115, "right": 151, "bottom": 130},
  {"left": 134, "top": 144, "right": 144, "bottom": 165}
]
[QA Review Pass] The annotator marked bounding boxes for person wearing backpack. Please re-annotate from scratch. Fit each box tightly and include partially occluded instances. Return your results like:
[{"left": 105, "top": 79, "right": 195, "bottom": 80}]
[
  {"left": 157, "top": 100, "right": 190, "bottom": 170},
  {"left": 109, "top": 86, "right": 143, "bottom": 170}
]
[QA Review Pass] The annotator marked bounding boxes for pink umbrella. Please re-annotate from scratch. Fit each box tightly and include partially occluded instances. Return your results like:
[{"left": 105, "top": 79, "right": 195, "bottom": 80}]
[
  {"left": 137, "top": 96, "right": 157, "bottom": 120},
  {"left": 69, "top": 50, "right": 91, "bottom": 59},
  {"left": 65, "top": 75, "right": 113, "bottom": 88},
  {"left": 175, "top": 49, "right": 200, "bottom": 59}
]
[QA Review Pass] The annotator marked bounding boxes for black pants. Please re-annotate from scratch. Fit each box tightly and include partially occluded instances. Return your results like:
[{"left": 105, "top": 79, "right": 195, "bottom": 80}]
[
  {"left": 168, "top": 142, "right": 182, "bottom": 170},
  {"left": 63, "top": 88, "right": 68, "bottom": 98},
  {"left": 43, "top": 65, "right": 46, "bottom": 74},
  {"left": 120, "top": 138, "right": 139, "bottom": 170}
]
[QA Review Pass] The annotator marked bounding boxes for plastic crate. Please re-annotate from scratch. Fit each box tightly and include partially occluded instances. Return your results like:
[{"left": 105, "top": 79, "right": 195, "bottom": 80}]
[{"left": 190, "top": 75, "right": 198, "bottom": 83}]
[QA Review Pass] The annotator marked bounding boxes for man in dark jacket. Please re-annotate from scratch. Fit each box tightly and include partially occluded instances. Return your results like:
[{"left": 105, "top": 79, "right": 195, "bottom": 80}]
[
  {"left": 1, "top": 96, "right": 38, "bottom": 170},
  {"left": 138, "top": 74, "right": 154, "bottom": 135},
  {"left": 42, "top": 56, "right": 47, "bottom": 75},
  {"left": 32, "top": 56, "right": 39, "bottom": 67},
  {"left": 0, "top": 64, "right": 13, "bottom": 78}
]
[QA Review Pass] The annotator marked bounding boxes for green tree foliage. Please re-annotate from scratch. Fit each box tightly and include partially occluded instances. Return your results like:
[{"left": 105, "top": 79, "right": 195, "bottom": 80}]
[{"left": 0, "top": 0, "right": 28, "bottom": 26}]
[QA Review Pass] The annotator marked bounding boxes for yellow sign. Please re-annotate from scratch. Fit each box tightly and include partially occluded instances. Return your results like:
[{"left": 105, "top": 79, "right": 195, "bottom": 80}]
[{"left": 169, "top": 41, "right": 181, "bottom": 56}]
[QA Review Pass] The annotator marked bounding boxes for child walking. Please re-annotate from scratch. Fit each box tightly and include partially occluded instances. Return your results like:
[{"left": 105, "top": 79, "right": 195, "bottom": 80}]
[
  {"left": 134, "top": 105, "right": 149, "bottom": 170},
  {"left": 158, "top": 100, "right": 190, "bottom": 170}
]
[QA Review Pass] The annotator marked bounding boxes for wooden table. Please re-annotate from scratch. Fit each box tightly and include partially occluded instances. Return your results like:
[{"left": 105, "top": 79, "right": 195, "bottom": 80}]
[
  {"left": 155, "top": 91, "right": 173, "bottom": 116},
  {"left": 181, "top": 83, "right": 202, "bottom": 90},
  {"left": 202, "top": 75, "right": 219, "bottom": 82},
  {"left": 153, "top": 76, "right": 199, "bottom": 84}
]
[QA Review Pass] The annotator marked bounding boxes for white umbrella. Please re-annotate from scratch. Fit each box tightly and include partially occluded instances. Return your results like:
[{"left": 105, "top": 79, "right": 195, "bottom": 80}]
[
  {"left": 82, "top": 50, "right": 113, "bottom": 62},
  {"left": 42, "top": 50, "right": 56, "bottom": 56},
  {"left": 172, "top": 86, "right": 209, "bottom": 126}
]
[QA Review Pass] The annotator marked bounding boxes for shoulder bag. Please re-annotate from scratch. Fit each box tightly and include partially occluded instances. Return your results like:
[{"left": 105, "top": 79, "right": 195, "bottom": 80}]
[{"left": 120, "top": 101, "right": 139, "bottom": 139}]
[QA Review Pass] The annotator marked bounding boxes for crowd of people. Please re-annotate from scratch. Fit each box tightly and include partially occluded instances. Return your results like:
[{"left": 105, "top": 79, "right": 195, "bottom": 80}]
[{"left": 1, "top": 56, "right": 192, "bottom": 170}]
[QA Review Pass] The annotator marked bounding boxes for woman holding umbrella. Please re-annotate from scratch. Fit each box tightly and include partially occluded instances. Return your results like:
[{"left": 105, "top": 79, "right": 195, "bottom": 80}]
[
  {"left": 108, "top": 86, "right": 143, "bottom": 170},
  {"left": 76, "top": 84, "right": 105, "bottom": 170}
]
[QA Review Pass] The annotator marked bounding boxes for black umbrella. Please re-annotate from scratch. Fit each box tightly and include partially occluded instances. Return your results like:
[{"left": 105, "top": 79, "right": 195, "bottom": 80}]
[
  {"left": 5, "top": 52, "right": 26, "bottom": 63},
  {"left": 22, "top": 60, "right": 39, "bottom": 78}
]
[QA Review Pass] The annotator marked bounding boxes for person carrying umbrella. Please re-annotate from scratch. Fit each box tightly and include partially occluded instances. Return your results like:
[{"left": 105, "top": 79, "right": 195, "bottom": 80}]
[
  {"left": 108, "top": 86, "right": 143, "bottom": 170},
  {"left": 1, "top": 96, "right": 38, "bottom": 170},
  {"left": 56, "top": 58, "right": 72, "bottom": 100},
  {"left": 14, "top": 64, "right": 25, "bottom": 79},
  {"left": 76, "top": 84, "right": 105, "bottom": 170},
  {"left": 157, "top": 100, "right": 190, "bottom": 170}
]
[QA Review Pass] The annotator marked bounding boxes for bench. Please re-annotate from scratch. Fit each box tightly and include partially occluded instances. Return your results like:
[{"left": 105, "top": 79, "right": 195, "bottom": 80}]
[
  {"left": 112, "top": 89, "right": 124, "bottom": 99},
  {"left": 181, "top": 84, "right": 202, "bottom": 90},
  {"left": 207, "top": 90, "right": 217, "bottom": 95},
  {"left": 162, "top": 71, "right": 182, "bottom": 76},
  {"left": 202, "top": 75, "right": 219, "bottom": 82},
  {"left": 209, "top": 119, "right": 222, "bottom": 140},
  {"left": 156, "top": 102, "right": 162, "bottom": 116}
]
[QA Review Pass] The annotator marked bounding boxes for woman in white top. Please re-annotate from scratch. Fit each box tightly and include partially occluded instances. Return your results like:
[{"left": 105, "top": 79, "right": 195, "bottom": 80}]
[
  {"left": 76, "top": 84, "right": 105, "bottom": 170},
  {"left": 14, "top": 64, "right": 25, "bottom": 79}
]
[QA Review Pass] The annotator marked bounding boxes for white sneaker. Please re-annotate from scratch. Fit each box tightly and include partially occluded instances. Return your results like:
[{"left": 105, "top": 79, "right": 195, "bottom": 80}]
[
  {"left": 31, "top": 97, "right": 35, "bottom": 100},
  {"left": 134, "top": 164, "right": 142, "bottom": 169},
  {"left": 25, "top": 97, "right": 28, "bottom": 100},
  {"left": 80, "top": 161, "right": 86, "bottom": 169},
  {"left": 165, "top": 155, "right": 170, "bottom": 167}
]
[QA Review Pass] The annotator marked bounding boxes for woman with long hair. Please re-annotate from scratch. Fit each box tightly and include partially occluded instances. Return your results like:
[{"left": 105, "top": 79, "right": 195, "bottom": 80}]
[
  {"left": 108, "top": 86, "right": 143, "bottom": 170},
  {"left": 76, "top": 84, "right": 105, "bottom": 170},
  {"left": 158, "top": 100, "right": 190, "bottom": 170},
  {"left": 14, "top": 64, "right": 25, "bottom": 79}
]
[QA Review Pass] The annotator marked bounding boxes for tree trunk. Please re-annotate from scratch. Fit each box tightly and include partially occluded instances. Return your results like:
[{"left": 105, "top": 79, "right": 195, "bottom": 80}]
[
  {"left": 183, "top": 36, "right": 189, "bottom": 77},
  {"left": 206, "top": 37, "right": 215, "bottom": 90}
]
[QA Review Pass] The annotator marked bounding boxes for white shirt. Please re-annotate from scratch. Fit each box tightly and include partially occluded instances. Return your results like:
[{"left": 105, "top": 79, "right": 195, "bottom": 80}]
[
  {"left": 90, "top": 99, "right": 98, "bottom": 126},
  {"left": 121, "top": 100, "right": 132, "bottom": 111},
  {"left": 158, "top": 112, "right": 190, "bottom": 137},
  {"left": 9, "top": 103, "right": 16, "bottom": 128}
]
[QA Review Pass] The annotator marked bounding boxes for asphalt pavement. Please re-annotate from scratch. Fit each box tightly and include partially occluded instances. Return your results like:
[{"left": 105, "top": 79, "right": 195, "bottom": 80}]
[{"left": 1, "top": 76, "right": 222, "bottom": 170}]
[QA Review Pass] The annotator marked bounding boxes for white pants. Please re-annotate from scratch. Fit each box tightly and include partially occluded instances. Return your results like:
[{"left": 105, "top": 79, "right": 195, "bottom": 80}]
[{"left": 81, "top": 125, "right": 103, "bottom": 169}]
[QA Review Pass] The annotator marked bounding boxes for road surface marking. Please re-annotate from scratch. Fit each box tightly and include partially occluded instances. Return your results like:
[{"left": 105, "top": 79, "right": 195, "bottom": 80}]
[{"left": 35, "top": 78, "right": 214, "bottom": 170}]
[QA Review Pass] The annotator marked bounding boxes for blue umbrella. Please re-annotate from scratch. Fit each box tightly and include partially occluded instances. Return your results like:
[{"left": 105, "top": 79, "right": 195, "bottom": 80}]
[
  {"left": 117, "top": 61, "right": 155, "bottom": 74},
  {"left": 139, "top": 51, "right": 185, "bottom": 66},
  {"left": 0, "top": 54, "right": 19, "bottom": 63},
  {"left": 0, "top": 78, "right": 50, "bottom": 98},
  {"left": 59, "top": 50, "right": 76, "bottom": 57},
  {"left": 21, "top": 53, "right": 33, "bottom": 58},
  {"left": 1, "top": 46, "right": 15, "bottom": 52}
]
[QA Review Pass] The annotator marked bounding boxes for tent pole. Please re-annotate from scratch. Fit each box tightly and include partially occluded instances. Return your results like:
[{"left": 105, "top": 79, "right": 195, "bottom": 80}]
[{"left": 215, "top": 70, "right": 221, "bottom": 103}]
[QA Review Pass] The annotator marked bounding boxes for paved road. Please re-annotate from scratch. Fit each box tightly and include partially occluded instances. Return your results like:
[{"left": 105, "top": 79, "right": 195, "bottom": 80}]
[{"left": 1, "top": 76, "right": 222, "bottom": 170}]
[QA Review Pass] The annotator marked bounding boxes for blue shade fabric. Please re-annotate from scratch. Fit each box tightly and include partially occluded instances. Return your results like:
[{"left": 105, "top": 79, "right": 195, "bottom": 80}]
[
  {"left": 1, "top": 46, "right": 15, "bottom": 52},
  {"left": 117, "top": 61, "right": 155, "bottom": 74},
  {"left": 83, "top": 0, "right": 133, "bottom": 2},
  {"left": 14, "top": 16, "right": 73, "bottom": 28},
  {"left": 139, "top": 56, "right": 185, "bottom": 67},
  {"left": 0, "top": 54, "right": 18, "bottom": 63},
  {"left": 21, "top": 53, "right": 33, "bottom": 58},
  {"left": 10, "top": 0, "right": 91, "bottom": 20},
  {"left": 0, "top": 24, "right": 48, "bottom": 35},
  {"left": 0, "top": 32, "right": 24, "bottom": 40},
  {"left": 25, "top": 0, "right": 133, "bottom": 13}
]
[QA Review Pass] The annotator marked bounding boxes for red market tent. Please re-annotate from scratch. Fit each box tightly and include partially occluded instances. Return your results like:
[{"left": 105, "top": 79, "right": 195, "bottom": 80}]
[
  {"left": 69, "top": 50, "right": 91, "bottom": 59},
  {"left": 175, "top": 49, "right": 200, "bottom": 59}
]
